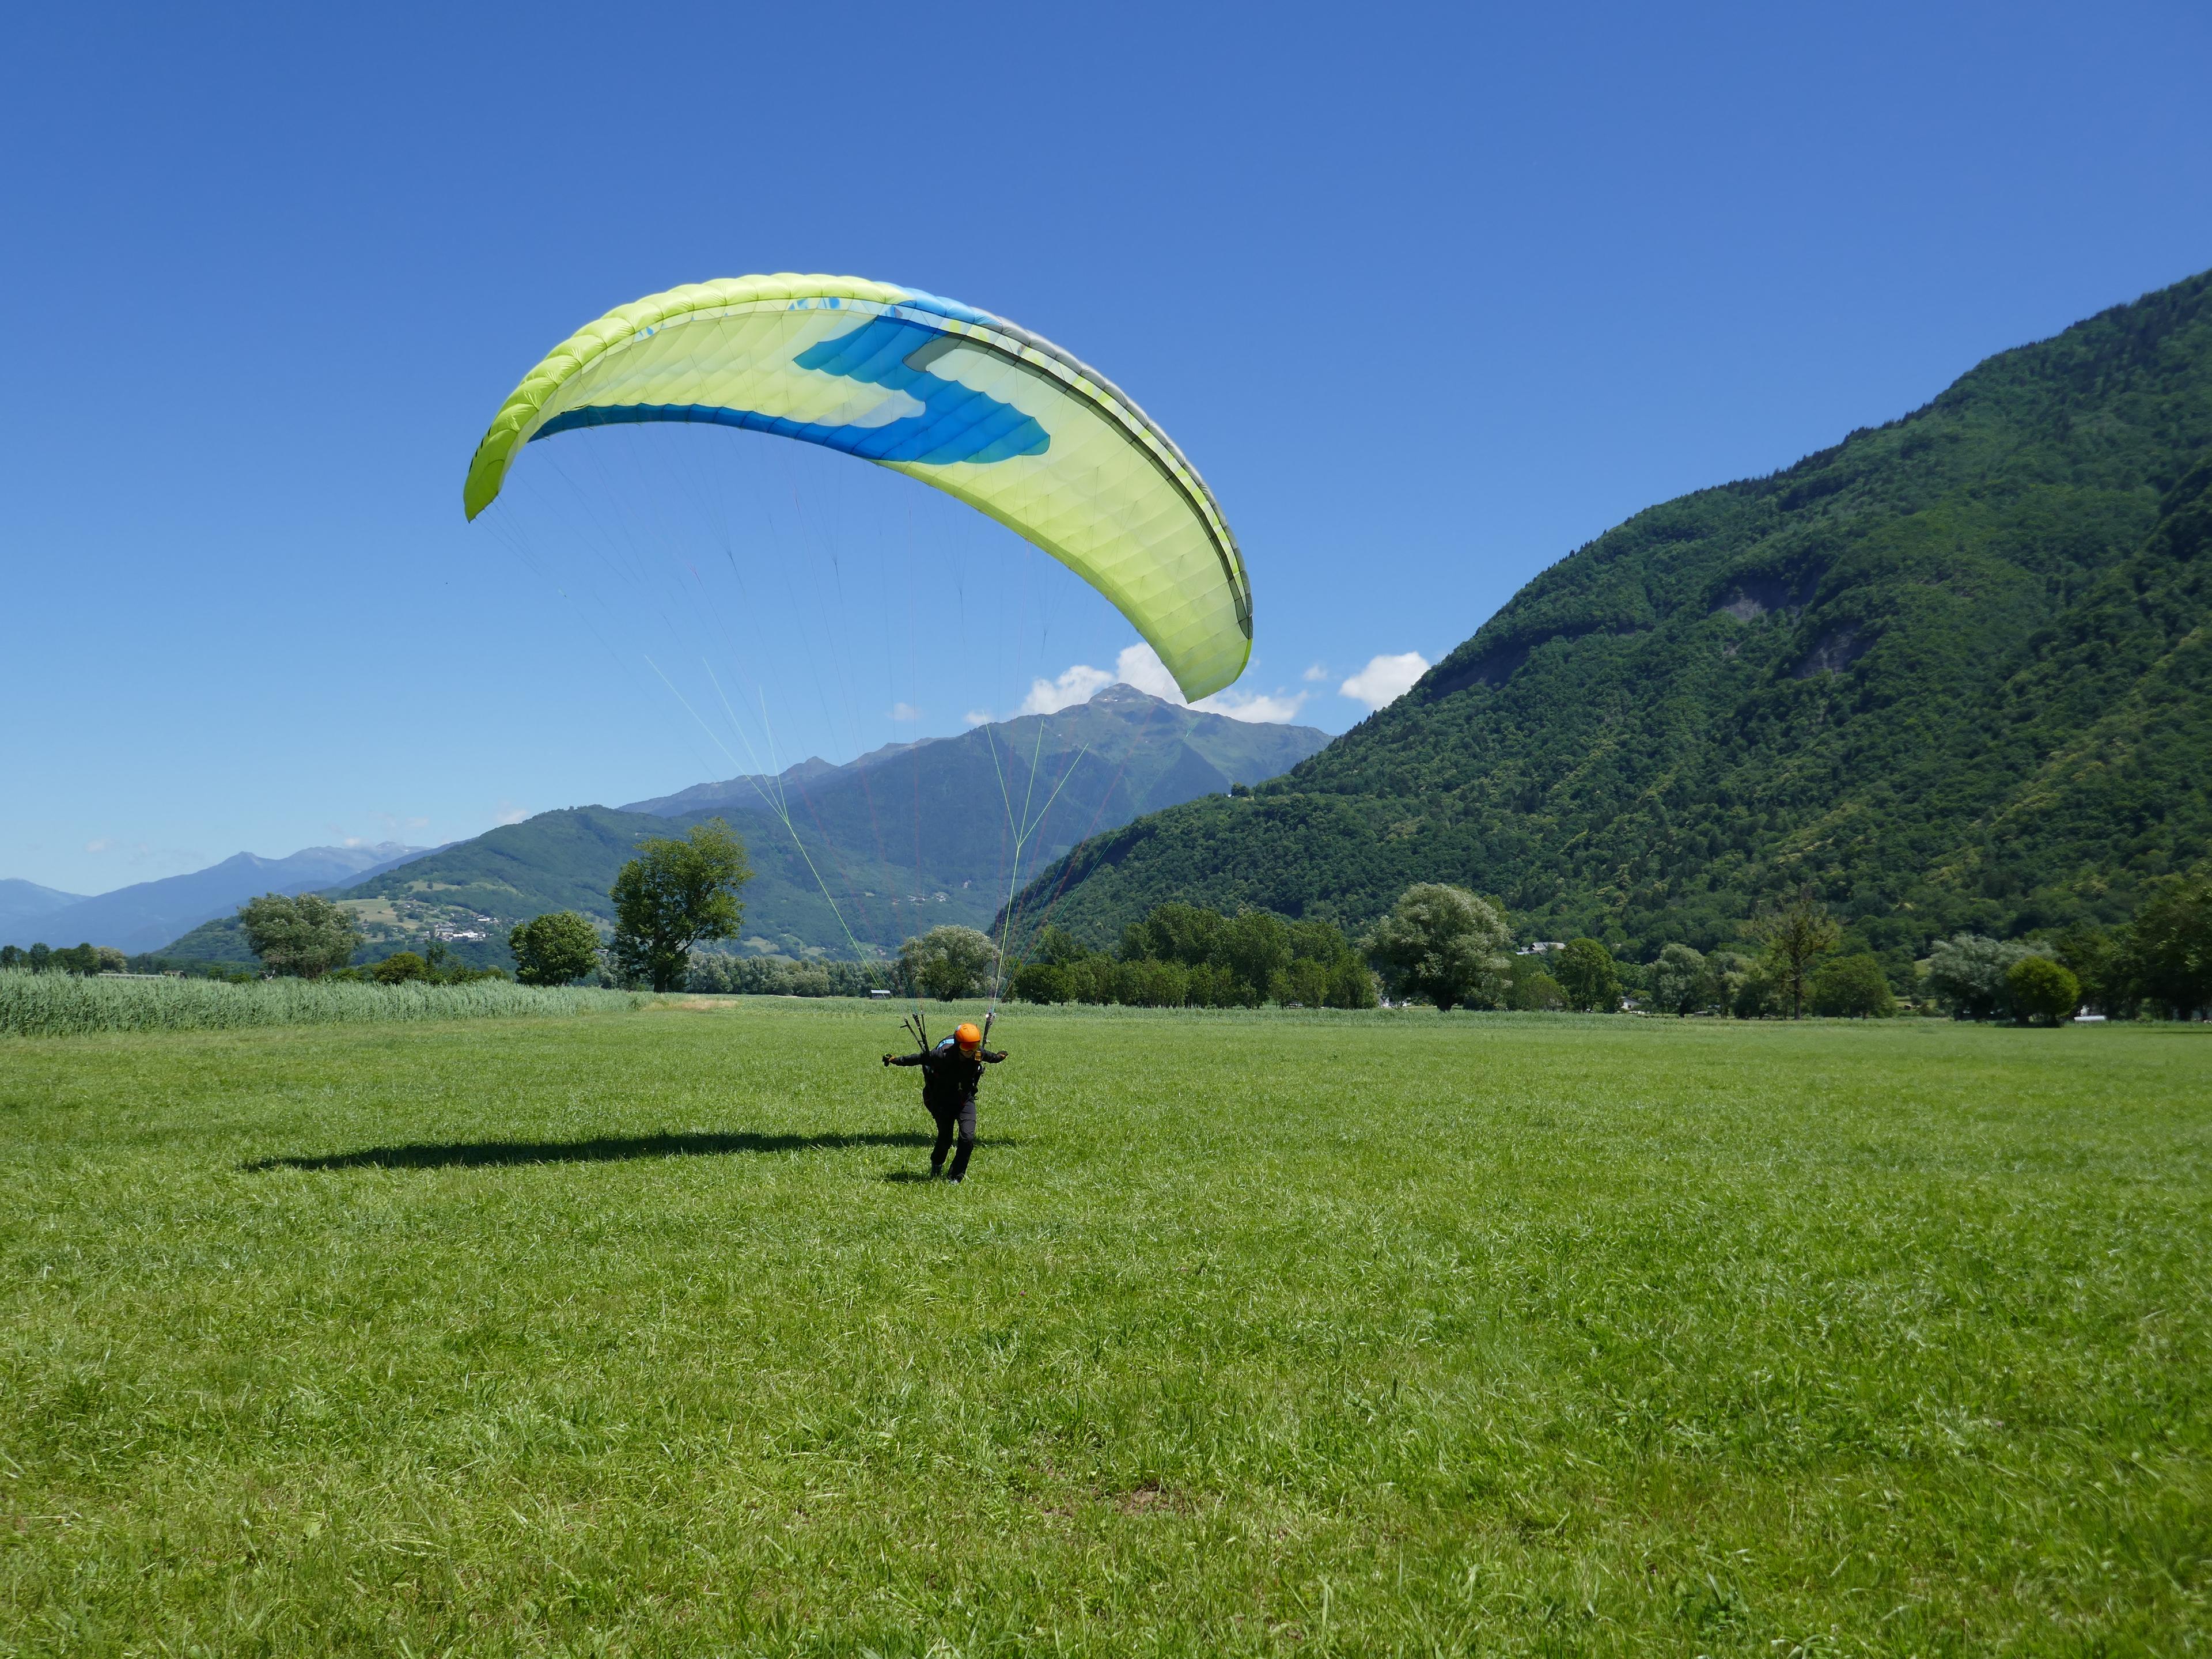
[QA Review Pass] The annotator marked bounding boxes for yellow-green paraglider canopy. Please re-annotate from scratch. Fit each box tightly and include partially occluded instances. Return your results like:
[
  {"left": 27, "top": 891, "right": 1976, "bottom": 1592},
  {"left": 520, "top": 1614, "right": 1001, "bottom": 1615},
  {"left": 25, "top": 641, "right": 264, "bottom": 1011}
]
[{"left": 464, "top": 274, "right": 1252, "bottom": 700}]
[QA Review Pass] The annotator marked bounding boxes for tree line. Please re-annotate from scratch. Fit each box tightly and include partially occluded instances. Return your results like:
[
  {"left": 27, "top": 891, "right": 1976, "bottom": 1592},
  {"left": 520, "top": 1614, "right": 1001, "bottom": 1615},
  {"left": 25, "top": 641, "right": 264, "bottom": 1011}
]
[
  {"left": 1009, "top": 906, "right": 1376, "bottom": 1008},
  {"left": 0, "top": 942, "right": 129, "bottom": 976},
  {"left": 1331, "top": 877, "right": 2212, "bottom": 1022},
  {"left": 40, "top": 813, "right": 2202, "bottom": 1022}
]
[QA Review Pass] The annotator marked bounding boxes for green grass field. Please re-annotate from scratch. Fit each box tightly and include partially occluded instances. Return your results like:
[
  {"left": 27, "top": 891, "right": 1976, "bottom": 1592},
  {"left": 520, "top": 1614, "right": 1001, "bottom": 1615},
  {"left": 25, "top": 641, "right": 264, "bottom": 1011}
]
[{"left": 3, "top": 1004, "right": 2206, "bottom": 1655}]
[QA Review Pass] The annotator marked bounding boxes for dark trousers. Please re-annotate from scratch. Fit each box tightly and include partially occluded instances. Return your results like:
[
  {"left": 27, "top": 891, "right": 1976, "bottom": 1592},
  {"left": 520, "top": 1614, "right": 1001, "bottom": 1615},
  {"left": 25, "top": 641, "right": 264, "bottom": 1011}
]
[{"left": 929, "top": 1095, "right": 978, "bottom": 1179}]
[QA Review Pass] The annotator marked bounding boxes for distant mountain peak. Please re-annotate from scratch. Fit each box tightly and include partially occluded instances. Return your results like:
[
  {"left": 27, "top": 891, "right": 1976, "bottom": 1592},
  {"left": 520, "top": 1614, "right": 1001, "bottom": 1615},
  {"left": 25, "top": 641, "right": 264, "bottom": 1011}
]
[{"left": 1087, "top": 682, "right": 1165, "bottom": 707}]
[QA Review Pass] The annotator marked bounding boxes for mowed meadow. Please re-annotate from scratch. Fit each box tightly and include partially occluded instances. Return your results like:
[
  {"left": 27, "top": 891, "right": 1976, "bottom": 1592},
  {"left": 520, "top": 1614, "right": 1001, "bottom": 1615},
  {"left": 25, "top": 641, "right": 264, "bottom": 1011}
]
[{"left": 2, "top": 1003, "right": 2206, "bottom": 1655}]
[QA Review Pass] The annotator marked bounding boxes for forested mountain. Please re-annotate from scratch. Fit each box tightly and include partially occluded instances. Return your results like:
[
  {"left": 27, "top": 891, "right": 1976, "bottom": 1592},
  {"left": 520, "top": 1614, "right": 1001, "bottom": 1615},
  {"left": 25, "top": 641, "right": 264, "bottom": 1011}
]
[
  {"left": 1012, "top": 270, "right": 2212, "bottom": 960},
  {"left": 157, "top": 687, "right": 1326, "bottom": 965}
]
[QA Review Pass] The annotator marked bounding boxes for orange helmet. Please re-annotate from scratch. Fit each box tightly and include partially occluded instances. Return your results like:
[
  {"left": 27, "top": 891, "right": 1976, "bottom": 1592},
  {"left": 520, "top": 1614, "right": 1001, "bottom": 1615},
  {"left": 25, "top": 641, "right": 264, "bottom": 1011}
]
[{"left": 955, "top": 1022, "right": 983, "bottom": 1051}]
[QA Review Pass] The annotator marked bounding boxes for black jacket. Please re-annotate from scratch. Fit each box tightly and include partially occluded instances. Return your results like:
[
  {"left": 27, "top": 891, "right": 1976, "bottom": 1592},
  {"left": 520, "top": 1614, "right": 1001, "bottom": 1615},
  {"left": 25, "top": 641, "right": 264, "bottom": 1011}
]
[{"left": 887, "top": 1038, "right": 1006, "bottom": 1109}]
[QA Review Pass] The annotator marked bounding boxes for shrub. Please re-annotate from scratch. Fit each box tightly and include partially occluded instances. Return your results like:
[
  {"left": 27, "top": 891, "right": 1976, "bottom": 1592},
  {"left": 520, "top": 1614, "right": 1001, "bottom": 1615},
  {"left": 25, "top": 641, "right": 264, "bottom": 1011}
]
[
  {"left": 373, "top": 952, "right": 430, "bottom": 985},
  {"left": 2006, "top": 956, "right": 2080, "bottom": 1026}
]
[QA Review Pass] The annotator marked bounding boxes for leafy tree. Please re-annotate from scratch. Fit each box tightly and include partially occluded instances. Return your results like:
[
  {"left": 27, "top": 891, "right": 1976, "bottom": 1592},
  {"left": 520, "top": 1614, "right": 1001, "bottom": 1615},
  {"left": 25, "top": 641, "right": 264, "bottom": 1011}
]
[
  {"left": 1282, "top": 917, "right": 1376, "bottom": 1009},
  {"left": 1036, "top": 925, "right": 1090, "bottom": 968},
  {"left": 1926, "top": 934, "right": 2033, "bottom": 1021},
  {"left": 1016, "top": 904, "right": 1373, "bottom": 1009},
  {"left": 26, "top": 943, "right": 51, "bottom": 973},
  {"left": 1554, "top": 938, "right": 1624, "bottom": 1012},
  {"left": 1274, "top": 958, "right": 1332, "bottom": 1007},
  {"left": 1732, "top": 959, "right": 1781, "bottom": 1018},
  {"left": 1703, "top": 949, "right": 1756, "bottom": 1017},
  {"left": 44, "top": 944, "right": 122, "bottom": 976},
  {"left": 1219, "top": 910, "right": 1294, "bottom": 997},
  {"left": 373, "top": 951, "right": 430, "bottom": 985},
  {"left": 510, "top": 911, "right": 604, "bottom": 987},
  {"left": 1110, "top": 902, "right": 1350, "bottom": 1006},
  {"left": 1505, "top": 954, "right": 1566, "bottom": 1010},
  {"left": 2006, "top": 956, "right": 2080, "bottom": 1025},
  {"left": 2047, "top": 922, "right": 2119, "bottom": 1014},
  {"left": 899, "top": 925, "right": 998, "bottom": 1001},
  {"left": 609, "top": 819, "right": 752, "bottom": 993},
  {"left": 0, "top": 946, "right": 20, "bottom": 970},
  {"left": 1009, "top": 960, "right": 1071, "bottom": 1004},
  {"left": 1650, "top": 942, "right": 1708, "bottom": 1016},
  {"left": 1362, "top": 884, "right": 1511, "bottom": 1011},
  {"left": 1749, "top": 889, "right": 1840, "bottom": 1019},
  {"left": 1809, "top": 953, "right": 1896, "bottom": 1018},
  {"left": 2119, "top": 877, "right": 2212, "bottom": 1018},
  {"left": 1327, "top": 959, "right": 1378, "bottom": 1009},
  {"left": 1113, "top": 957, "right": 1190, "bottom": 1007},
  {"left": 238, "top": 893, "right": 362, "bottom": 979},
  {"left": 1120, "top": 903, "right": 1223, "bottom": 968}
]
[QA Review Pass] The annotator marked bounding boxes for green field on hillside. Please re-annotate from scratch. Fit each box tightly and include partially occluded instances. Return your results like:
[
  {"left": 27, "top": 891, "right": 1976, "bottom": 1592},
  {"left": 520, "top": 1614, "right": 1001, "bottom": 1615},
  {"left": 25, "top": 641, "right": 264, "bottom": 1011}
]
[{"left": 3, "top": 1006, "right": 2206, "bottom": 1654}]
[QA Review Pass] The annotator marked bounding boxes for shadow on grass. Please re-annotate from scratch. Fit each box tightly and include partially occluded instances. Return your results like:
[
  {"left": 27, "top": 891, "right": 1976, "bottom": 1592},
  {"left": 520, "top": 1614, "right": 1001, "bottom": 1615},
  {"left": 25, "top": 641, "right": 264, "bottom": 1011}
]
[{"left": 244, "top": 1128, "right": 986, "bottom": 1173}]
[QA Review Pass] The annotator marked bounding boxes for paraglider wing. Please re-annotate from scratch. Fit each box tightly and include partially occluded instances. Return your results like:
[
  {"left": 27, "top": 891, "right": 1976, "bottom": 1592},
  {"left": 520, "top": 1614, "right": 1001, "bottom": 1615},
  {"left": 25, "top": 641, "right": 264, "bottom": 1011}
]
[{"left": 463, "top": 274, "right": 1252, "bottom": 699}]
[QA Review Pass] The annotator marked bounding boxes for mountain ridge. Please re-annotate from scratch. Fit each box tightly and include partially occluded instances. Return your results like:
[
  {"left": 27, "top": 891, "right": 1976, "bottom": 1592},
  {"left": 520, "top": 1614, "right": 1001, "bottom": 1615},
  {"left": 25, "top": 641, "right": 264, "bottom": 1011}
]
[
  {"left": 154, "top": 687, "right": 1329, "bottom": 965},
  {"left": 5, "top": 843, "right": 433, "bottom": 955},
  {"left": 0, "top": 879, "right": 89, "bottom": 937}
]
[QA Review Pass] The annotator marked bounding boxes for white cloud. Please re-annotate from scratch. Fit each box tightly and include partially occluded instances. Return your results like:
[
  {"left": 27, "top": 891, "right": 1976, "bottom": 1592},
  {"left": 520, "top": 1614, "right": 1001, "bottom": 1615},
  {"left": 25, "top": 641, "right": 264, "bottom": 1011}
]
[
  {"left": 494, "top": 801, "right": 530, "bottom": 827},
  {"left": 1301, "top": 663, "right": 1329, "bottom": 682},
  {"left": 1198, "top": 688, "right": 1310, "bottom": 723},
  {"left": 963, "top": 709, "right": 994, "bottom": 726},
  {"left": 888, "top": 701, "right": 922, "bottom": 722},
  {"left": 1107, "top": 643, "right": 1183, "bottom": 703},
  {"left": 1017, "top": 661, "right": 1115, "bottom": 716},
  {"left": 1339, "top": 651, "right": 1430, "bottom": 711}
]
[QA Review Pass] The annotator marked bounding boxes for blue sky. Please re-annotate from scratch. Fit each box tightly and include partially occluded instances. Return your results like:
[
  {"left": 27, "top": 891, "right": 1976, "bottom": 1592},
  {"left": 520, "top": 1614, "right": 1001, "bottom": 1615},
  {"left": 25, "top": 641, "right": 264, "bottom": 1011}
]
[{"left": 4, "top": 0, "right": 2209, "bottom": 895}]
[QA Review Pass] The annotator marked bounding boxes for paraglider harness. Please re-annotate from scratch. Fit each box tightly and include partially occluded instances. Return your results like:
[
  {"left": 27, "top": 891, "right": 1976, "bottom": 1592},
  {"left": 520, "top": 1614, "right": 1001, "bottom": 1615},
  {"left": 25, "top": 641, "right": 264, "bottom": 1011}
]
[{"left": 884, "top": 1011, "right": 1004, "bottom": 1181}]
